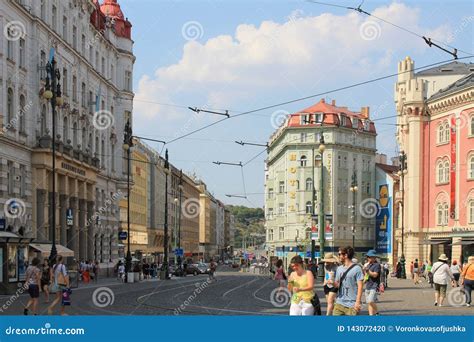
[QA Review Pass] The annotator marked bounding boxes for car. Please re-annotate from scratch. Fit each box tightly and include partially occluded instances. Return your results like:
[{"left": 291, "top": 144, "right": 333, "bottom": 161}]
[{"left": 194, "top": 263, "right": 210, "bottom": 274}]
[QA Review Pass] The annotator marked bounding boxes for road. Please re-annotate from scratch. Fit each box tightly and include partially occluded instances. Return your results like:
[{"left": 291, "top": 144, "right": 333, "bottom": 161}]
[{"left": 0, "top": 267, "right": 472, "bottom": 316}]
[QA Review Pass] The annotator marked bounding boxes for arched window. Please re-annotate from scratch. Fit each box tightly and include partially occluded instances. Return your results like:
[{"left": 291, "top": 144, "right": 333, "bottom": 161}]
[
  {"left": 471, "top": 116, "right": 474, "bottom": 136},
  {"left": 7, "top": 88, "right": 14, "bottom": 122},
  {"left": 72, "top": 122, "right": 78, "bottom": 147},
  {"left": 444, "top": 123, "right": 450, "bottom": 142},
  {"left": 101, "top": 139, "right": 105, "bottom": 167},
  {"left": 63, "top": 116, "right": 69, "bottom": 142},
  {"left": 469, "top": 200, "right": 474, "bottom": 224},
  {"left": 469, "top": 155, "right": 474, "bottom": 179},
  {"left": 300, "top": 155, "right": 307, "bottom": 167},
  {"left": 437, "top": 204, "right": 443, "bottom": 225},
  {"left": 443, "top": 161, "right": 450, "bottom": 182},
  {"left": 82, "top": 127, "right": 86, "bottom": 151},
  {"left": 437, "top": 161, "right": 444, "bottom": 183},
  {"left": 305, "top": 201, "right": 312, "bottom": 214},
  {"left": 305, "top": 178, "right": 313, "bottom": 191},
  {"left": 443, "top": 203, "right": 449, "bottom": 224},
  {"left": 19, "top": 95, "right": 26, "bottom": 133}
]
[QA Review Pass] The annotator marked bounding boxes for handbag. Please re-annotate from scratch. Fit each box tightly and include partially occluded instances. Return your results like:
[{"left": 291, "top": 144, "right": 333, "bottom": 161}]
[
  {"left": 61, "top": 288, "right": 72, "bottom": 306},
  {"left": 311, "top": 293, "right": 322, "bottom": 315},
  {"left": 56, "top": 265, "right": 67, "bottom": 287}
]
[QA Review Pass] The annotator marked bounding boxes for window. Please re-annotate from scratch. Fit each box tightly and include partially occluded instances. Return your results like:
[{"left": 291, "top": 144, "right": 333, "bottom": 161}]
[
  {"left": 89, "top": 91, "right": 94, "bottom": 113},
  {"left": 305, "top": 201, "right": 313, "bottom": 214},
  {"left": 471, "top": 116, "right": 474, "bottom": 136},
  {"left": 40, "top": 0, "right": 46, "bottom": 20},
  {"left": 72, "top": 26, "right": 77, "bottom": 49},
  {"left": 279, "top": 181, "right": 285, "bottom": 193},
  {"left": 352, "top": 118, "right": 359, "bottom": 129},
  {"left": 110, "top": 64, "right": 114, "bottom": 83},
  {"left": 19, "top": 95, "right": 26, "bottom": 133},
  {"left": 125, "top": 71, "right": 132, "bottom": 91},
  {"left": 305, "top": 178, "right": 313, "bottom": 191},
  {"left": 268, "top": 188, "right": 274, "bottom": 199},
  {"left": 81, "top": 34, "right": 86, "bottom": 55},
  {"left": 72, "top": 76, "right": 77, "bottom": 102},
  {"left": 62, "top": 16, "right": 68, "bottom": 40},
  {"left": 62, "top": 68, "right": 68, "bottom": 96},
  {"left": 295, "top": 180, "right": 299, "bottom": 190},
  {"left": 7, "top": 161, "right": 14, "bottom": 194},
  {"left": 7, "top": 88, "right": 14, "bottom": 122},
  {"left": 300, "top": 155, "right": 307, "bottom": 167},
  {"left": 469, "top": 201, "right": 474, "bottom": 224},
  {"left": 95, "top": 51, "right": 99, "bottom": 70},
  {"left": 278, "top": 203, "right": 284, "bottom": 215},
  {"left": 7, "top": 36, "right": 14, "bottom": 60},
  {"left": 300, "top": 114, "right": 309, "bottom": 125},
  {"left": 268, "top": 229, "right": 274, "bottom": 241},
  {"left": 73, "top": 122, "right": 78, "bottom": 147},
  {"left": 443, "top": 161, "right": 450, "bottom": 182},
  {"left": 20, "top": 165, "right": 26, "bottom": 197},
  {"left": 267, "top": 208, "right": 273, "bottom": 219},
  {"left": 40, "top": 50, "right": 46, "bottom": 79},
  {"left": 341, "top": 114, "right": 347, "bottom": 126},
  {"left": 101, "top": 57, "right": 105, "bottom": 75},
  {"left": 279, "top": 227, "right": 285, "bottom": 240},
  {"left": 63, "top": 116, "right": 68, "bottom": 142},
  {"left": 19, "top": 38, "right": 25, "bottom": 67},
  {"left": 437, "top": 203, "right": 449, "bottom": 225},
  {"left": 101, "top": 139, "right": 105, "bottom": 167},
  {"left": 81, "top": 83, "right": 86, "bottom": 108},
  {"left": 469, "top": 156, "right": 474, "bottom": 179},
  {"left": 300, "top": 133, "right": 307, "bottom": 143},
  {"left": 314, "top": 112, "right": 323, "bottom": 123},
  {"left": 437, "top": 122, "right": 450, "bottom": 144},
  {"left": 52, "top": 5, "right": 57, "bottom": 31},
  {"left": 89, "top": 46, "right": 93, "bottom": 64}
]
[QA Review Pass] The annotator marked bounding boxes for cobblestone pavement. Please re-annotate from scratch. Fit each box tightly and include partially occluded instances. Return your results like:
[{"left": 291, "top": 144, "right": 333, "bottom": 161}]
[{"left": 0, "top": 268, "right": 472, "bottom": 316}]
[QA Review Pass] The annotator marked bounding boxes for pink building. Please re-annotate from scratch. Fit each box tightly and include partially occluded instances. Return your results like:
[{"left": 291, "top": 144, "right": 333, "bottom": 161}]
[{"left": 395, "top": 57, "right": 474, "bottom": 266}]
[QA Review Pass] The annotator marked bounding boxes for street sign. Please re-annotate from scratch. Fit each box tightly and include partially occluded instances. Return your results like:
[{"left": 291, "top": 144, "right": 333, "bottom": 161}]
[
  {"left": 118, "top": 231, "right": 128, "bottom": 240},
  {"left": 66, "top": 208, "right": 73, "bottom": 226},
  {"left": 174, "top": 248, "right": 184, "bottom": 256}
]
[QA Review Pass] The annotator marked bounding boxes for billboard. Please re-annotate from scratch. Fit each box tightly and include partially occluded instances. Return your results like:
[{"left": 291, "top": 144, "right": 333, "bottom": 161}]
[{"left": 375, "top": 184, "right": 392, "bottom": 254}]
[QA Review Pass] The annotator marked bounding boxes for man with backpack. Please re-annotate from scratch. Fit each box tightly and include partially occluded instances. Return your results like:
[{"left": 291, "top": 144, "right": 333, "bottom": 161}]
[
  {"left": 363, "top": 250, "right": 381, "bottom": 316},
  {"left": 331, "top": 246, "right": 364, "bottom": 316}
]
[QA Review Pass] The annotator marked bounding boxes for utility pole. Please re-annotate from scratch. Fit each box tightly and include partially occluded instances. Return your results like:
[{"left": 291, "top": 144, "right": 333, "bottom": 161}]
[
  {"left": 398, "top": 151, "right": 407, "bottom": 279},
  {"left": 123, "top": 120, "right": 133, "bottom": 278},
  {"left": 161, "top": 150, "right": 170, "bottom": 280}
]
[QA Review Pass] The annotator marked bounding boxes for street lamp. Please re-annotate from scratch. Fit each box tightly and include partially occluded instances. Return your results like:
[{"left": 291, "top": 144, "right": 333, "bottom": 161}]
[
  {"left": 174, "top": 197, "right": 178, "bottom": 267},
  {"left": 43, "top": 56, "right": 62, "bottom": 264},
  {"left": 161, "top": 150, "right": 170, "bottom": 280},
  {"left": 178, "top": 170, "right": 183, "bottom": 264},
  {"left": 350, "top": 171, "right": 358, "bottom": 252},
  {"left": 123, "top": 119, "right": 133, "bottom": 278},
  {"left": 398, "top": 151, "right": 408, "bottom": 279}
]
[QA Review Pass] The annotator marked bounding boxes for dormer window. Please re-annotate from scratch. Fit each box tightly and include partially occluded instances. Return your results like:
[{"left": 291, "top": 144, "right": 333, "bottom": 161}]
[
  {"left": 352, "top": 118, "right": 359, "bottom": 129},
  {"left": 300, "top": 114, "right": 309, "bottom": 125},
  {"left": 314, "top": 112, "right": 323, "bottom": 123},
  {"left": 340, "top": 114, "right": 347, "bottom": 126}
]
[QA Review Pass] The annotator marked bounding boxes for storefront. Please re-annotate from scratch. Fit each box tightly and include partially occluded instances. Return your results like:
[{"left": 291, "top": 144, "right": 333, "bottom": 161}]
[{"left": 0, "top": 232, "right": 34, "bottom": 295}]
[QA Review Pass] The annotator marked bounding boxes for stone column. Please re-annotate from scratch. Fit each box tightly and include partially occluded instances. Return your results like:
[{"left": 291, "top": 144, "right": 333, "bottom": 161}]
[
  {"left": 59, "top": 194, "right": 68, "bottom": 246},
  {"left": 86, "top": 200, "right": 95, "bottom": 261},
  {"left": 36, "top": 189, "right": 47, "bottom": 241},
  {"left": 79, "top": 199, "right": 87, "bottom": 260},
  {"left": 68, "top": 197, "right": 78, "bottom": 256}
]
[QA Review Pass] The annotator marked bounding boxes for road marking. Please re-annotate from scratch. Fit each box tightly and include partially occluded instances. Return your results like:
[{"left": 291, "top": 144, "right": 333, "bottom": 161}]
[{"left": 222, "top": 277, "right": 259, "bottom": 298}]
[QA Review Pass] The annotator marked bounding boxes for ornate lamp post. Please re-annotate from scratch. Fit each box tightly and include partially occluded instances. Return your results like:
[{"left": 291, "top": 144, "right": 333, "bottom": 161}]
[
  {"left": 123, "top": 120, "right": 133, "bottom": 277},
  {"left": 160, "top": 150, "right": 170, "bottom": 280},
  {"left": 398, "top": 151, "right": 408, "bottom": 279},
  {"left": 350, "top": 171, "right": 358, "bottom": 251},
  {"left": 43, "top": 56, "right": 63, "bottom": 264}
]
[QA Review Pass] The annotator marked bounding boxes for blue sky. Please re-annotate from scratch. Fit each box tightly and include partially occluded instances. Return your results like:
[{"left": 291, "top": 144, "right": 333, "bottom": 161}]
[{"left": 118, "top": 0, "right": 473, "bottom": 208}]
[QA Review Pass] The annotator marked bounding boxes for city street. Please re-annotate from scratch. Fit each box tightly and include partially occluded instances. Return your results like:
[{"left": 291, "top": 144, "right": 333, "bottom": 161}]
[{"left": 0, "top": 267, "right": 472, "bottom": 316}]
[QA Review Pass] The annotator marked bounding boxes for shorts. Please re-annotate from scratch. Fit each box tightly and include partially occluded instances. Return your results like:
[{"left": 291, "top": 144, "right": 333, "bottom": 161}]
[
  {"left": 323, "top": 285, "right": 338, "bottom": 295},
  {"left": 333, "top": 303, "right": 358, "bottom": 316},
  {"left": 289, "top": 301, "right": 314, "bottom": 316},
  {"left": 434, "top": 283, "right": 447, "bottom": 296},
  {"left": 365, "top": 288, "right": 378, "bottom": 303},
  {"left": 40, "top": 279, "right": 50, "bottom": 288},
  {"left": 28, "top": 284, "right": 40, "bottom": 299}
]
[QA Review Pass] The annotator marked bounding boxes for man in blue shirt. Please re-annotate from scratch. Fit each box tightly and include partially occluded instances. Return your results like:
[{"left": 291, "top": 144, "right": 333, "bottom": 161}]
[
  {"left": 364, "top": 250, "right": 381, "bottom": 315},
  {"left": 331, "top": 246, "right": 363, "bottom": 315}
]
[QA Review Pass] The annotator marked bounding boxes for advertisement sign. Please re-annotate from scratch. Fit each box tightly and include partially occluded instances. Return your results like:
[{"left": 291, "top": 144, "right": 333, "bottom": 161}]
[
  {"left": 66, "top": 208, "right": 74, "bottom": 226},
  {"left": 376, "top": 184, "right": 392, "bottom": 254}
]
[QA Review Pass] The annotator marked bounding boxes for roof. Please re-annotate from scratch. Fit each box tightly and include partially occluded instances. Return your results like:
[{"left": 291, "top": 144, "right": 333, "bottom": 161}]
[
  {"left": 295, "top": 98, "right": 361, "bottom": 118},
  {"left": 429, "top": 73, "right": 474, "bottom": 101},
  {"left": 376, "top": 163, "right": 399, "bottom": 176},
  {"left": 416, "top": 61, "right": 474, "bottom": 77}
]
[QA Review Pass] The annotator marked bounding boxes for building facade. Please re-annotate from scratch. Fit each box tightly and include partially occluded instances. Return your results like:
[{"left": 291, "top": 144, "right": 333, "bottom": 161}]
[
  {"left": 0, "top": 0, "right": 134, "bottom": 272},
  {"left": 395, "top": 57, "right": 474, "bottom": 266},
  {"left": 265, "top": 99, "right": 377, "bottom": 264}
]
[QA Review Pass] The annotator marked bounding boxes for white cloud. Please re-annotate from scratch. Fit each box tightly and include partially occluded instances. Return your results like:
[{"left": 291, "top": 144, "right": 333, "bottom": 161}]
[{"left": 134, "top": 2, "right": 451, "bottom": 129}]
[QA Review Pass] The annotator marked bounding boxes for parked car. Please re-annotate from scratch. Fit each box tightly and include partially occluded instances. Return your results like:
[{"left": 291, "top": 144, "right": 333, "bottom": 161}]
[{"left": 194, "top": 263, "right": 210, "bottom": 274}]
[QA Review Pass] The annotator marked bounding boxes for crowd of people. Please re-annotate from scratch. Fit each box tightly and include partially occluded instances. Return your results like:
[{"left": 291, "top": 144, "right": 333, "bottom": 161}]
[{"left": 271, "top": 247, "right": 474, "bottom": 316}]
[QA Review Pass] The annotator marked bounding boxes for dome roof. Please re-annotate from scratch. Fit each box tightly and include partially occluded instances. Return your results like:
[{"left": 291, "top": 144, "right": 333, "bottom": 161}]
[{"left": 100, "top": 0, "right": 124, "bottom": 20}]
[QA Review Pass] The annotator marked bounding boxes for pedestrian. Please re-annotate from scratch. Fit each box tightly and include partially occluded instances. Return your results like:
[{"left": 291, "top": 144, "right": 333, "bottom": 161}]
[
  {"left": 413, "top": 259, "right": 421, "bottom": 284},
  {"left": 143, "top": 261, "right": 150, "bottom": 280},
  {"left": 450, "top": 260, "right": 462, "bottom": 287},
  {"left": 47, "top": 255, "right": 70, "bottom": 316},
  {"left": 432, "top": 254, "right": 454, "bottom": 307},
  {"left": 460, "top": 256, "right": 474, "bottom": 307},
  {"left": 426, "top": 261, "right": 434, "bottom": 288},
  {"left": 274, "top": 259, "right": 286, "bottom": 294},
  {"left": 333, "top": 246, "right": 364, "bottom": 316},
  {"left": 410, "top": 261, "right": 414, "bottom": 280},
  {"left": 40, "top": 259, "right": 50, "bottom": 303},
  {"left": 118, "top": 262, "right": 125, "bottom": 282},
  {"left": 396, "top": 261, "right": 402, "bottom": 278},
  {"left": 209, "top": 259, "right": 217, "bottom": 282},
  {"left": 363, "top": 250, "right": 381, "bottom": 316},
  {"left": 93, "top": 261, "right": 99, "bottom": 283},
  {"left": 23, "top": 257, "right": 41, "bottom": 315},
  {"left": 287, "top": 255, "right": 314, "bottom": 316},
  {"left": 383, "top": 263, "right": 389, "bottom": 288},
  {"left": 322, "top": 253, "right": 339, "bottom": 316},
  {"left": 82, "top": 260, "right": 90, "bottom": 283}
]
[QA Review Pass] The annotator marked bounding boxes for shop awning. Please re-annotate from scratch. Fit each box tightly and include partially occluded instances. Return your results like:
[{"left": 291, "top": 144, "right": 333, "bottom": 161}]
[
  {"left": 451, "top": 240, "right": 474, "bottom": 246},
  {"left": 29, "top": 243, "right": 75, "bottom": 257},
  {"left": 420, "top": 239, "right": 451, "bottom": 245}
]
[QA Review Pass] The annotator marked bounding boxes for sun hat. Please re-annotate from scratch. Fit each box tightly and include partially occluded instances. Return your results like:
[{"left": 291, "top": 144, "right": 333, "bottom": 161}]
[
  {"left": 366, "top": 249, "right": 378, "bottom": 257},
  {"left": 467, "top": 256, "right": 474, "bottom": 264},
  {"left": 321, "top": 253, "right": 338, "bottom": 263},
  {"left": 438, "top": 254, "right": 448, "bottom": 261}
]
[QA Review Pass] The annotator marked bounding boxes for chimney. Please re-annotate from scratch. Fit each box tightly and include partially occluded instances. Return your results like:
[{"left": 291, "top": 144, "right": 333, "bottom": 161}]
[
  {"left": 320, "top": 98, "right": 325, "bottom": 103},
  {"left": 360, "top": 106, "right": 370, "bottom": 119},
  {"left": 375, "top": 153, "right": 387, "bottom": 164},
  {"left": 331, "top": 99, "right": 336, "bottom": 106}
]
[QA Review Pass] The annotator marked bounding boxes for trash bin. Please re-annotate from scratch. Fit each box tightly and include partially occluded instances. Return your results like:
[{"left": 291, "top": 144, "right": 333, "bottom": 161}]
[{"left": 127, "top": 272, "right": 134, "bottom": 283}]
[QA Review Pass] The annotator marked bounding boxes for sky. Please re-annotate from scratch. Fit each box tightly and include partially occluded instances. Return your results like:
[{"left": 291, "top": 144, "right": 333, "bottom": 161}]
[{"left": 118, "top": 0, "right": 473, "bottom": 208}]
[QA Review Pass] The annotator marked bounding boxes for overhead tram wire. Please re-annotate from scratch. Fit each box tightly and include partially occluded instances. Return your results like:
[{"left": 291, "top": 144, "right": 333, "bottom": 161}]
[
  {"left": 306, "top": 0, "right": 473, "bottom": 58},
  {"left": 163, "top": 56, "right": 473, "bottom": 145}
]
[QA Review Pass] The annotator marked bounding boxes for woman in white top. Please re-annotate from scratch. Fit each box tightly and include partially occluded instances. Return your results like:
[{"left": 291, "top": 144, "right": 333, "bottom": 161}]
[
  {"left": 432, "top": 254, "right": 454, "bottom": 307},
  {"left": 47, "top": 255, "right": 70, "bottom": 315}
]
